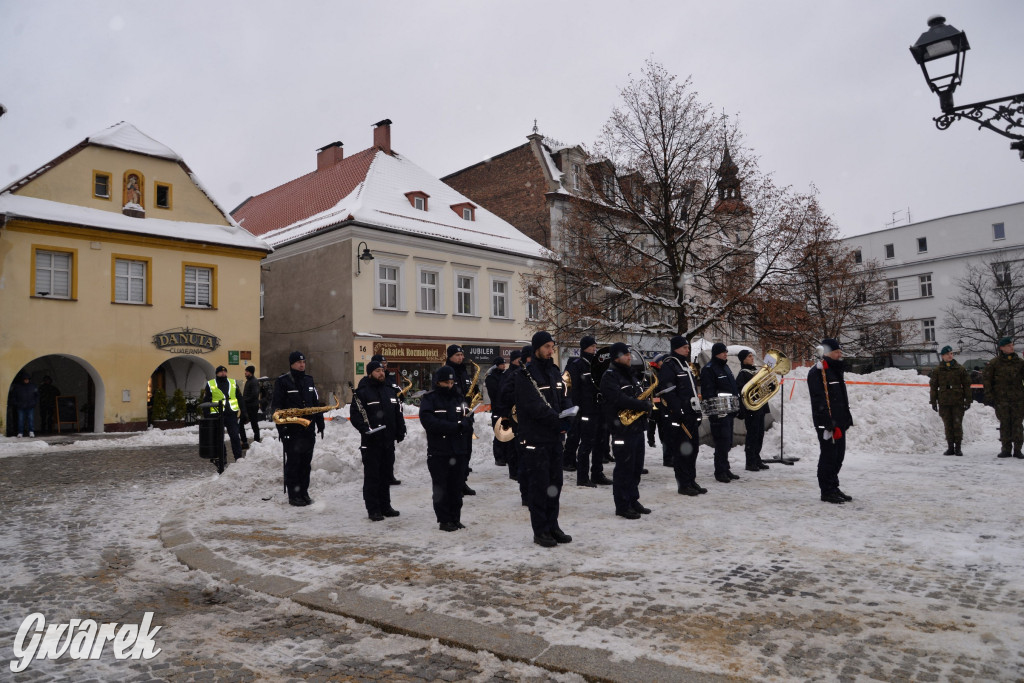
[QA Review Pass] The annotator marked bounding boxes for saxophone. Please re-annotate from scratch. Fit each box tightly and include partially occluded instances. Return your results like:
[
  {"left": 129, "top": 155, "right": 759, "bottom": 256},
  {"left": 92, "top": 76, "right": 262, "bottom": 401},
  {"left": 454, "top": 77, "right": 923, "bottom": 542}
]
[
  {"left": 619, "top": 362, "right": 658, "bottom": 426},
  {"left": 273, "top": 395, "right": 341, "bottom": 427},
  {"left": 397, "top": 373, "right": 413, "bottom": 398},
  {"left": 466, "top": 359, "right": 483, "bottom": 410}
]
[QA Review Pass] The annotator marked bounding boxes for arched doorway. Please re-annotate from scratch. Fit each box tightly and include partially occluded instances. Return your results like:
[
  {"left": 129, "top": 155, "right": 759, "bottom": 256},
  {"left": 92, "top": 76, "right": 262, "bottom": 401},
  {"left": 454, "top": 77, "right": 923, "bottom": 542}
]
[
  {"left": 6, "top": 355, "right": 104, "bottom": 436},
  {"left": 149, "top": 356, "right": 215, "bottom": 425}
]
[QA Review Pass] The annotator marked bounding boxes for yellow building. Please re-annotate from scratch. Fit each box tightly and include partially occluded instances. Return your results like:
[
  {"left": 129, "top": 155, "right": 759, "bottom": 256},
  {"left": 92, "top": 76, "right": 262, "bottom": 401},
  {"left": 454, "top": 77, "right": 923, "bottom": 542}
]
[{"left": 0, "top": 122, "right": 270, "bottom": 434}]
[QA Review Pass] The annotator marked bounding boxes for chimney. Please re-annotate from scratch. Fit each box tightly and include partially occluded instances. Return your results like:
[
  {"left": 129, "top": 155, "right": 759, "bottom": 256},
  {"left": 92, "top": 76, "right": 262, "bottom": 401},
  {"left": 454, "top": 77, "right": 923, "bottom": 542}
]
[
  {"left": 373, "top": 119, "right": 392, "bottom": 155},
  {"left": 316, "top": 141, "right": 344, "bottom": 171}
]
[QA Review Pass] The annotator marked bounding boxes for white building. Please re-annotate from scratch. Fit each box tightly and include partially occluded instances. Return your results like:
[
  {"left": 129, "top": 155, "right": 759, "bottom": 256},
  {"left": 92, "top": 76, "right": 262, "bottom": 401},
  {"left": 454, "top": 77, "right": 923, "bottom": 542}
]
[{"left": 841, "top": 200, "right": 1024, "bottom": 367}]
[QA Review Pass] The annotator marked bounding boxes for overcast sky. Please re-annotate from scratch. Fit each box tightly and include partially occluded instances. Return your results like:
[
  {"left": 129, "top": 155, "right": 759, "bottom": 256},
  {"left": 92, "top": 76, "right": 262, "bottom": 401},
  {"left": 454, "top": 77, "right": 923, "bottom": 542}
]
[{"left": 2, "top": 1, "right": 1021, "bottom": 238}]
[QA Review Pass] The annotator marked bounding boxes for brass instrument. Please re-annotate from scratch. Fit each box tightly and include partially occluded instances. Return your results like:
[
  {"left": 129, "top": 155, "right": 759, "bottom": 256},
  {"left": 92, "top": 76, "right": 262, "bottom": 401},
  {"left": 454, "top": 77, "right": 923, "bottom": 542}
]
[
  {"left": 562, "top": 369, "right": 572, "bottom": 397},
  {"left": 619, "top": 361, "right": 658, "bottom": 426},
  {"left": 397, "top": 373, "right": 413, "bottom": 398},
  {"left": 272, "top": 395, "right": 341, "bottom": 428},
  {"left": 466, "top": 359, "right": 483, "bottom": 410},
  {"left": 740, "top": 350, "right": 791, "bottom": 411}
]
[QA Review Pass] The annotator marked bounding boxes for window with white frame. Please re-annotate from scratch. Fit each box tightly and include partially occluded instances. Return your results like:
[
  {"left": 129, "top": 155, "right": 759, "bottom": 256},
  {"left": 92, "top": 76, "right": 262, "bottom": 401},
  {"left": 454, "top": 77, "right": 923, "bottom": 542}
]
[
  {"left": 418, "top": 268, "right": 440, "bottom": 313},
  {"left": 184, "top": 265, "right": 213, "bottom": 307},
  {"left": 115, "top": 258, "right": 147, "bottom": 304},
  {"left": 887, "top": 279, "right": 899, "bottom": 301},
  {"left": 919, "top": 274, "right": 933, "bottom": 297},
  {"left": 491, "top": 278, "right": 509, "bottom": 318},
  {"left": 414, "top": 196, "right": 425, "bottom": 211},
  {"left": 572, "top": 163, "right": 581, "bottom": 190},
  {"left": 527, "top": 284, "right": 541, "bottom": 320},
  {"left": 994, "top": 222, "right": 1006, "bottom": 240},
  {"left": 923, "top": 318, "right": 936, "bottom": 343},
  {"left": 462, "top": 208, "right": 472, "bottom": 221},
  {"left": 377, "top": 263, "right": 400, "bottom": 310},
  {"left": 34, "top": 250, "right": 72, "bottom": 298},
  {"left": 456, "top": 274, "right": 475, "bottom": 315}
]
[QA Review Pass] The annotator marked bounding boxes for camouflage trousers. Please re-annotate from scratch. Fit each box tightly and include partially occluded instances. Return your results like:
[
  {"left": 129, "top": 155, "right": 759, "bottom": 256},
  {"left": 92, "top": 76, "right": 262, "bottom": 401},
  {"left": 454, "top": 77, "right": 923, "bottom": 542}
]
[
  {"left": 938, "top": 405, "right": 965, "bottom": 444},
  {"left": 994, "top": 402, "right": 1024, "bottom": 451}
]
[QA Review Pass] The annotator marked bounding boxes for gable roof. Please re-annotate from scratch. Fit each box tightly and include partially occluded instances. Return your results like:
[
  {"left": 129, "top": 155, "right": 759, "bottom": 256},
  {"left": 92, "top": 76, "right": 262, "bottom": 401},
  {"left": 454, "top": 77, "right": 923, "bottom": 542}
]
[{"left": 237, "top": 146, "right": 552, "bottom": 259}]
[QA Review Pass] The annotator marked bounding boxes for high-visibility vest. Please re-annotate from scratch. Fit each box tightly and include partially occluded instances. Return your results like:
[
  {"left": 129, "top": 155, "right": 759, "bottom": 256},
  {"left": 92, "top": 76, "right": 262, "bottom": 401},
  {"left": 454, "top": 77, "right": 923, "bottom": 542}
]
[{"left": 207, "top": 378, "right": 240, "bottom": 413}]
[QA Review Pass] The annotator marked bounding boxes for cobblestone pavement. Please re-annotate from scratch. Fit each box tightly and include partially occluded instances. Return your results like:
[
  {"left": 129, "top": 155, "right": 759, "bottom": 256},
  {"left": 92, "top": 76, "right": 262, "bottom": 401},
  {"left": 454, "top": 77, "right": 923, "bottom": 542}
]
[{"left": 0, "top": 446, "right": 581, "bottom": 682}]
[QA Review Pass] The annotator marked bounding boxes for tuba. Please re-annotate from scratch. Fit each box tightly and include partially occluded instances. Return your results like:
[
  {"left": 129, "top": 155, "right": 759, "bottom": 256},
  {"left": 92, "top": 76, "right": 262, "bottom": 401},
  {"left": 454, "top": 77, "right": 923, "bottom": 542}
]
[
  {"left": 619, "top": 361, "right": 658, "bottom": 426},
  {"left": 273, "top": 395, "right": 341, "bottom": 427},
  {"left": 740, "top": 350, "right": 791, "bottom": 412}
]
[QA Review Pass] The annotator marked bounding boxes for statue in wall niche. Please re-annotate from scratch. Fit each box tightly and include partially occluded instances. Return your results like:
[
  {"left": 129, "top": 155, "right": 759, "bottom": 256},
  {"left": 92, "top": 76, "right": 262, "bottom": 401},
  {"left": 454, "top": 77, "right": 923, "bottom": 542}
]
[{"left": 124, "top": 173, "right": 142, "bottom": 207}]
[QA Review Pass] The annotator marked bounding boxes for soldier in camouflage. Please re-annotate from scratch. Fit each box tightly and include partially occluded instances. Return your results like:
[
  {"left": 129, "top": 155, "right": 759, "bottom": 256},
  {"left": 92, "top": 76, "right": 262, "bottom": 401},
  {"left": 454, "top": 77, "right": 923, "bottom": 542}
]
[
  {"left": 981, "top": 336, "right": 1024, "bottom": 459},
  {"left": 929, "top": 345, "right": 972, "bottom": 456}
]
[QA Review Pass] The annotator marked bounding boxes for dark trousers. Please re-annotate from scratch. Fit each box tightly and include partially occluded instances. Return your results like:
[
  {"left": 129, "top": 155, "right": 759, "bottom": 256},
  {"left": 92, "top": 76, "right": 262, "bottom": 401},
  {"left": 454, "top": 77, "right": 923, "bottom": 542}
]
[
  {"left": 938, "top": 405, "right": 965, "bottom": 443},
  {"left": 40, "top": 407, "right": 55, "bottom": 433},
  {"left": 575, "top": 414, "right": 607, "bottom": 483},
  {"left": 16, "top": 408, "right": 34, "bottom": 434},
  {"left": 222, "top": 411, "right": 243, "bottom": 459},
  {"left": 461, "top": 430, "right": 474, "bottom": 483},
  {"left": 744, "top": 409, "right": 766, "bottom": 467},
  {"left": 240, "top": 406, "right": 261, "bottom": 444},
  {"left": 666, "top": 415, "right": 700, "bottom": 487},
  {"left": 523, "top": 441, "right": 563, "bottom": 534},
  {"left": 428, "top": 452, "right": 465, "bottom": 524},
  {"left": 360, "top": 439, "right": 394, "bottom": 514},
  {"left": 563, "top": 416, "right": 581, "bottom": 467},
  {"left": 994, "top": 403, "right": 1024, "bottom": 451},
  {"left": 611, "top": 429, "right": 645, "bottom": 513},
  {"left": 282, "top": 430, "right": 315, "bottom": 500},
  {"left": 507, "top": 428, "right": 521, "bottom": 481},
  {"left": 816, "top": 428, "right": 846, "bottom": 494},
  {"left": 709, "top": 416, "right": 735, "bottom": 476}
]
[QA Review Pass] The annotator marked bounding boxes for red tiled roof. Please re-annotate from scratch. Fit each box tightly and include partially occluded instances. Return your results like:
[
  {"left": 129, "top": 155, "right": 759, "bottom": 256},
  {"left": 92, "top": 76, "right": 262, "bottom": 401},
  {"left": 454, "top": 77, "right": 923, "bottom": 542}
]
[{"left": 232, "top": 146, "right": 379, "bottom": 236}]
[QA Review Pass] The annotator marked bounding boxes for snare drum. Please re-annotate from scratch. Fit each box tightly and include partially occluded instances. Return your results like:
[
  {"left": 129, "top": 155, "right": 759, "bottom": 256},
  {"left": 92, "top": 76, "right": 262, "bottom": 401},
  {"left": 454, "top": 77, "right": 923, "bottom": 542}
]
[{"left": 700, "top": 394, "right": 740, "bottom": 417}]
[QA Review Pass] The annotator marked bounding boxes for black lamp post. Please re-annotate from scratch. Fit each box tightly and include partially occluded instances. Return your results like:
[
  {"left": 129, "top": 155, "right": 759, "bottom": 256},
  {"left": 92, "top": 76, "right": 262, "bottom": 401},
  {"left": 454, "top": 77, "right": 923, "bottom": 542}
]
[
  {"left": 910, "top": 15, "right": 1024, "bottom": 159},
  {"left": 355, "top": 241, "right": 374, "bottom": 275}
]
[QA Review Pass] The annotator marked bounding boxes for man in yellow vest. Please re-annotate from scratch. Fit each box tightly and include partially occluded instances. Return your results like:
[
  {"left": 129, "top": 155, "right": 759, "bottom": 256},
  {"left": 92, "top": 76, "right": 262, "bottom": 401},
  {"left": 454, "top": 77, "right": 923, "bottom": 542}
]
[{"left": 201, "top": 365, "right": 248, "bottom": 461}]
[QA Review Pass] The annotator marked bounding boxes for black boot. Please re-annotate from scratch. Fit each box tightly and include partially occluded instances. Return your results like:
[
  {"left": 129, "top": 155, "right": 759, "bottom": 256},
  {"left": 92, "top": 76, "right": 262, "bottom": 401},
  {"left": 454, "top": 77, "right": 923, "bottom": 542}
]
[
  {"left": 1015, "top": 446, "right": 1024, "bottom": 459},
  {"left": 954, "top": 442, "right": 963, "bottom": 456},
  {"left": 943, "top": 443, "right": 955, "bottom": 456}
]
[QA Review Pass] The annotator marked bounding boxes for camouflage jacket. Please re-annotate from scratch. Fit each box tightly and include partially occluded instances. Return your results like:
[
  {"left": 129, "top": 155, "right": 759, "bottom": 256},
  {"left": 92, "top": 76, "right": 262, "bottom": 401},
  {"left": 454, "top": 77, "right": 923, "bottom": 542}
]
[
  {"left": 929, "top": 360, "right": 971, "bottom": 407},
  {"left": 981, "top": 352, "right": 1024, "bottom": 405}
]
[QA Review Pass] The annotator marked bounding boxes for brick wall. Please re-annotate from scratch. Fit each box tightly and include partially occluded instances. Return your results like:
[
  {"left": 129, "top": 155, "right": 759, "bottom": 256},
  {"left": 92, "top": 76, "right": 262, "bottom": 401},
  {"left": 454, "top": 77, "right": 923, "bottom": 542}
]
[{"left": 442, "top": 143, "right": 553, "bottom": 248}]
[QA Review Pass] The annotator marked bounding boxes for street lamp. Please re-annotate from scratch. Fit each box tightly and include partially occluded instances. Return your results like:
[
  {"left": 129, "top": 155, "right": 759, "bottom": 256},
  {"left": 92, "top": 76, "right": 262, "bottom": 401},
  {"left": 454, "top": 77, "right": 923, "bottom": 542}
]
[
  {"left": 355, "top": 241, "right": 374, "bottom": 275},
  {"left": 909, "top": 15, "right": 1024, "bottom": 159}
]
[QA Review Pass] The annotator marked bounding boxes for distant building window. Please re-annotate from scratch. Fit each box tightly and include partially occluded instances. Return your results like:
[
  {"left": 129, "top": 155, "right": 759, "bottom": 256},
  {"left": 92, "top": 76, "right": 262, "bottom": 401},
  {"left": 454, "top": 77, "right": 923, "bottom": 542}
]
[
  {"left": 884, "top": 244, "right": 895, "bottom": 259},
  {"left": 456, "top": 274, "right": 475, "bottom": 315},
  {"left": 377, "top": 264, "right": 400, "bottom": 310},
  {"left": 419, "top": 268, "right": 440, "bottom": 313},
  {"left": 463, "top": 208, "right": 473, "bottom": 220},
  {"left": 405, "top": 191, "right": 430, "bottom": 211},
  {"left": 414, "top": 197, "right": 425, "bottom": 211},
  {"left": 35, "top": 249, "right": 72, "bottom": 298},
  {"left": 994, "top": 222, "right": 1006, "bottom": 240},
  {"left": 887, "top": 279, "right": 899, "bottom": 301},
  {"left": 994, "top": 262, "right": 1012, "bottom": 289},
  {"left": 491, "top": 279, "right": 509, "bottom": 318},
  {"left": 919, "top": 274, "right": 933, "bottom": 297},
  {"left": 184, "top": 265, "right": 213, "bottom": 307},
  {"left": 259, "top": 281, "right": 264, "bottom": 319},
  {"left": 527, "top": 284, "right": 541, "bottom": 320},
  {"left": 114, "top": 258, "right": 147, "bottom": 304},
  {"left": 923, "top": 319, "right": 936, "bottom": 343},
  {"left": 854, "top": 249, "right": 862, "bottom": 264},
  {"left": 93, "top": 172, "right": 111, "bottom": 199},
  {"left": 917, "top": 237, "right": 927, "bottom": 253},
  {"left": 572, "top": 163, "right": 581, "bottom": 190},
  {"left": 998, "top": 310, "right": 1016, "bottom": 337},
  {"left": 155, "top": 183, "right": 172, "bottom": 209}
]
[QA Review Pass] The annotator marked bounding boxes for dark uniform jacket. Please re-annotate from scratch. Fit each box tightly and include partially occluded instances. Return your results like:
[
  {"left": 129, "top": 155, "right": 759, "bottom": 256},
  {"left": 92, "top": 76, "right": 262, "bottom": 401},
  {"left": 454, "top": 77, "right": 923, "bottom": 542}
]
[
  {"left": 981, "top": 352, "right": 1024, "bottom": 406},
  {"left": 446, "top": 360, "right": 476, "bottom": 422},
  {"left": 270, "top": 370, "right": 325, "bottom": 435},
  {"left": 930, "top": 360, "right": 972, "bottom": 407},
  {"left": 700, "top": 357, "right": 740, "bottom": 418},
  {"left": 484, "top": 366, "right": 504, "bottom": 408},
  {"left": 657, "top": 353, "right": 702, "bottom": 421},
  {"left": 600, "top": 361, "right": 650, "bottom": 433},
  {"left": 515, "top": 357, "right": 572, "bottom": 445},
  {"left": 242, "top": 377, "right": 261, "bottom": 414},
  {"left": 807, "top": 358, "right": 853, "bottom": 431},
  {"left": 494, "top": 364, "right": 519, "bottom": 420},
  {"left": 349, "top": 375, "right": 405, "bottom": 443},
  {"left": 201, "top": 377, "right": 247, "bottom": 420},
  {"left": 736, "top": 365, "right": 769, "bottom": 418},
  {"left": 419, "top": 386, "right": 472, "bottom": 456},
  {"left": 565, "top": 352, "right": 600, "bottom": 415}
]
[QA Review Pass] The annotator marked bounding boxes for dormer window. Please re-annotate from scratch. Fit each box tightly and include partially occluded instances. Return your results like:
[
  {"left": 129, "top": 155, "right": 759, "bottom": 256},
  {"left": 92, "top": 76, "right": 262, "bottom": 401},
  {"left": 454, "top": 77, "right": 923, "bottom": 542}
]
[
  {"left": 450, "top": 202, "right": 476, "bottom": 221},
  {"left": 405, "top": 191, "right": 430, "bottom": 211}
]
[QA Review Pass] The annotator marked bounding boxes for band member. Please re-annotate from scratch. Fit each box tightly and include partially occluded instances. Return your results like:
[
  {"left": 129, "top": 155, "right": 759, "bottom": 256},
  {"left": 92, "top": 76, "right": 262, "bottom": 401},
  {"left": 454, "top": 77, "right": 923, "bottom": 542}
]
[
  {"left": 981, "top": 336, "right": 1024, "bottom": 458},
  {"left": 657, "top": 336, "right": 706, "bottom": 496},
  {"left": 419, "top": 366, "right": 472, "bottom": 531},
  {"left": 271, "top": 351, "right": 326, "bottom": 507},
  {"left": 484, "top": 356, "right": 510, "bottom": 467},
  {"left": 507, "top": 345, "right": 535, "bottom": 505},
  {"left": 700, "top": 342, "right": 741, "bottom": 483},
  {"left": 515, "top": 331, "right": 574, "bottom": 547},
  {"left": 808, "top": 339, "right": 854, "bottom": 504},
  {"left": 446, "top": 344, "right": 477, "bottom": 495},
  {"left": 495, "top": 349, "right": 522, "bottom": 482},
  {"left": 565, "top": 335, "right": 613, "bottom": 487},
  {"left": 736, "top": 350, "right": 770, "bottom": 472},
  {"left": 371, "top": 354, "right": 403, "bottom": 485},
  {"left": 350, "top": 360, "right": 405, "bottom": 521},
  {"left": 930, "top": 344, "right": 972, "bottom": 456},
  {"left": 201, "top": 365, "right": 248, "bottom": 461},
  {"left": 600, "top": 342, "right": 653, "bottom": 519},
  {"left": 647, "top": 354, "right": 665, "bottom": 456},
  {"left": 240, "top": 365, "right": 262, "bottom": 447}
]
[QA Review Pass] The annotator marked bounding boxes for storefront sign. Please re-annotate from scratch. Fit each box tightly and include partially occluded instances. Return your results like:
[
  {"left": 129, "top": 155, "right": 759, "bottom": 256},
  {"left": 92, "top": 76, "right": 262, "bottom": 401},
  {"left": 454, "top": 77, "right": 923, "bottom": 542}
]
[
  {"left": 372, "top": 342, "right": 446, "bottom": 363},
  {"left": 228, "top": 350, "right": 240, "bottom": 365},
  {"left": 152, "top": 327, "right": 220, "bottom": 355},
  {"left": 462, "top": 344, "right": 499, "bottom": 363}
]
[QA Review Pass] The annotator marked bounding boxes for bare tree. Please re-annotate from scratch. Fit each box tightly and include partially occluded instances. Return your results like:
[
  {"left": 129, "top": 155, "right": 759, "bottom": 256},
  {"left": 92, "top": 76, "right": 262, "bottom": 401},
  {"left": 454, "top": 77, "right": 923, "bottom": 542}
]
[
  {"left": 943, "top": 251, "right": 1024, "bottom": 353},
  {"left": 528, "top": 59, "right": 819, "bottom": 344}
]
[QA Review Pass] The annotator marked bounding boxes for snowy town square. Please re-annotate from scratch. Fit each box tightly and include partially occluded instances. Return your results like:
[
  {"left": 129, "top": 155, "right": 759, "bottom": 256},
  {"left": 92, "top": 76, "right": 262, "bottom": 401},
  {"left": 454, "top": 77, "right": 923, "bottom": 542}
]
[{"left": 2, "top": 368, "right": 1023, "bottom": 681}]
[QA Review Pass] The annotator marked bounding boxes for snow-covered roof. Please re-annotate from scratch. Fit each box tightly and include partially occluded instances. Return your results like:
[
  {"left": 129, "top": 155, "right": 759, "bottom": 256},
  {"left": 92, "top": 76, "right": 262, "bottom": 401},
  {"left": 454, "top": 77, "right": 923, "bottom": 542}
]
[
  {"left": 0, "top": 193, "right": 270, "bottom": 252},
  {"left": 256, "top": 149, "right": 552, "bottom": 260},
  {"left": 86, "top": 121, "right": 182, "bottom": 161}
]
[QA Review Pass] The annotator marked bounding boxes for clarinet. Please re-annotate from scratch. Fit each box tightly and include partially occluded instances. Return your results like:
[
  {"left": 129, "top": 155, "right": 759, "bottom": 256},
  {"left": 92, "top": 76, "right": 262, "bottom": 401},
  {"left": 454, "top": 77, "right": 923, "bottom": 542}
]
[{"left": 348, "top": 381, "right": 374, "bottom": 432}]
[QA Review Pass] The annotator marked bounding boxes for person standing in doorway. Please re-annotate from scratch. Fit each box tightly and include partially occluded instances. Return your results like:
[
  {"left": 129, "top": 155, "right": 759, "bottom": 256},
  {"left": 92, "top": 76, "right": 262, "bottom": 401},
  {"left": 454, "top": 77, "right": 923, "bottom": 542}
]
[{"left": 12, "top": 372, "right": 38, "bottom": 437}]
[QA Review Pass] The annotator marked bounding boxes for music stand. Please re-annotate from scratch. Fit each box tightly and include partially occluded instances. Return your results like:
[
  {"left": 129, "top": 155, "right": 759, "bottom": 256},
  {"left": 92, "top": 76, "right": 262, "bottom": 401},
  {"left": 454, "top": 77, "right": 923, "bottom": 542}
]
[{"left": 761, "top": 378, "right": 799, "bottom": 465}]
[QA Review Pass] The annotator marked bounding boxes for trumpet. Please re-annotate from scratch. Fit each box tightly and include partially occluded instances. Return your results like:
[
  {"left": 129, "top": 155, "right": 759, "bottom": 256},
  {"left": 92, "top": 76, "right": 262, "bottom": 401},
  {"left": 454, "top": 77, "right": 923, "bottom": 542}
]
[
  {"left": 619, "top": 362, "right": 658, "bottom": 426},
  {"left": 273, "top": 395, "right": 341, "bottom": 427},
  {"left": 740, "top": 350, "right": 791, "bottom": 411}
]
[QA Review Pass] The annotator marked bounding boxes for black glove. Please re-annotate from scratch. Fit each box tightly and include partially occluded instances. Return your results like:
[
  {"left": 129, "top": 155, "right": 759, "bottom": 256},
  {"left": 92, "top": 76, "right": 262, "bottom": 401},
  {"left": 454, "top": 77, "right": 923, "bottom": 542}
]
[{"left": 931, "top": 404, "right": 938, "bottom": 412}]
